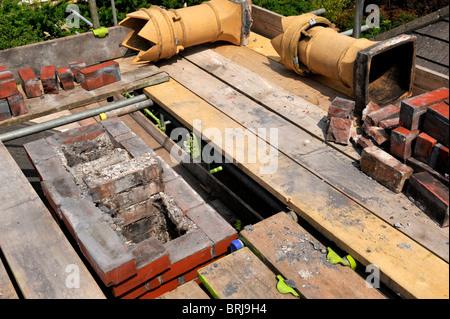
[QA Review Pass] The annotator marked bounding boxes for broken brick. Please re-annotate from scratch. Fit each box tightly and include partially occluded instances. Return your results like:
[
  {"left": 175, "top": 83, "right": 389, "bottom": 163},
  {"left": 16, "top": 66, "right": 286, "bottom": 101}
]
[
  {"left": 400, "top": 87, "right": 449, "bottom": 131},
  {"left": 430, "top": 143, "right": 449, "bottom": 177},
  {"left": 79, "top": 61, "right": 121, "bottom": 91},
  {"left": 57, "top": 67, "right": 75, "bottom": 90},
  {"left": 18, "top": 68, "right": 42, "bottom": 99},
  {"left": 361, "top": 146, "right": 413, "bottom": 193},
  {"left": 326, "top": 117, "right": 353, "bottom": 145},
  {"left": 69, "top": 60, "right": 86, "bottom": 83},
  {"left": 0, "top": 98, "right": 11, "bottom": 121},
  {"left": 40, "top": 65, "right": 59, "bottom": 94},
  {"left": 0, "top": 69, "right": 19, "bottom": 99},
  {"left": 414, "top": 133, "right": 437, "bottom": 164},
  {"left": 6, "top": 92, "right": 27, "bottom": 116},
  {"left": 361, "top": 101, "right": 381, "bottom": 122},
  {"left": 365, "top": 104, "right": 400, "bottom": 126},
  {"left": 354, "top": 135, "right": 376, "bottom": 149},
  {"left": 364, "top": 126, "right": 389, "bottom": 146},
  {"left": 422, "top": 102, "right": 449, "bottom": 148},
  {"left": 327, "top": 97, "right": 355, "bottom": 119},
  {"left": 390, "top": 126, "right": 420, "bottom": 160},
  {"left": 406, "top": 172, "right": 449, "bottom": 227},
  {"left": 379, "top": 117, "right": 400, "bottom": 131}
]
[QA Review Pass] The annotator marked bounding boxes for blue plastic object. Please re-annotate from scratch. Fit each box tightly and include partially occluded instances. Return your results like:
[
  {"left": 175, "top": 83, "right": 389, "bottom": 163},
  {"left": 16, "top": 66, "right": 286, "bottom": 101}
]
[{"left": 230, "top": 239, "right": 244, "bottom": 252}]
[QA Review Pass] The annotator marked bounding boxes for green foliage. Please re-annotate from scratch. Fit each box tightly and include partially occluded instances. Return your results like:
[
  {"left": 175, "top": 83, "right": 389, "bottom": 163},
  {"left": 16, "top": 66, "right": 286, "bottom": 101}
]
[
  {"left": 252, "top": 0, "right": 314, "bottom": 16},
  {"left": 0, "top": 0, "right": 71, "bottom": 50},
  {"left": 310, "top": 0, "right": 354, "bottom": 23}
]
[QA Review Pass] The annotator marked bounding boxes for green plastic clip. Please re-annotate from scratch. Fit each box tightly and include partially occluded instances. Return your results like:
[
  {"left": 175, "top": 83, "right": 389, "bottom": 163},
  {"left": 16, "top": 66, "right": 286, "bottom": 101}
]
[
  {"left": 92, "top": 27, "right": 109, "bottom": 38},
  {"left": 210, "top": 166, "right": 223, "bottom": 174},
  {"left": 276, "top": 275, "right": 299, "bottom": 297},
  {"left": 326, "top": 247, "right": 357, "bottom": 270}
]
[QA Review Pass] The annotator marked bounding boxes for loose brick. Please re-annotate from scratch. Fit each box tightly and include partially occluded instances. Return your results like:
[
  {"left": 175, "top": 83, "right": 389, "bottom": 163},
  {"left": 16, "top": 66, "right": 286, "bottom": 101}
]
[
  {"left": 327, "top": 97, "right": 355, "bottom": 119},
  {"left": 422, "top": 102, "right": 449, "bottom": 147},
  {"left": 406, "top": 172, "right": 449, "bottom": 227},
  {"left": 0, "top": 98, "right": 11, "bottom": 121},
  {"left": 430, "top": 143, "right": 449, "bottom": 177},
  {"left": 326, "top": 117, "right": 353, "bottom": 145},
  {"left": 58, "top": 122, "right": 105, "bottom": 144},
  {"left": 6, "top": 92, "right": 27, "bottom": 116},
  {"left": 0, "top": 69, "right": 19, "bottom": 99},
  {"left": 361, "top": 146, "right": 413, "bottom": 193},
  {"left": 351, "top": 134, "right": 376, "bottom": 149},
  {"left": 0, "top": 66, "right": 7, "bottom": 72},
  {"left": 400, "top": 87, "right": 449, "bottom": 130},
  {"left": 18, "top": 68, "right": 42, "bottom": 98},
  {"left": 406, "top": 157, "right": 449, "bottom": 187},
  {"left": 361, "top": 101, "right": 381, "bottom": 122},
  {"left": 79, "top": 61, "right": 121, "bottom": 91},
  {"left": 365, "top": 104, "right": 400, "bottom": 126},
  {"left": 40, "top": 65, "right": 59, "bottom": 94},
  {"left": 414, "top": 133, "right": 437, "bottom": 164},
  {"left": 379, "top": 117, "right": 400, "bottom": 131},
  {"left": 56, "top": 67, "right": 75, "bottom": 90},
  {"left": 69, "top": 60, "right": 86, "bottom": 83},
  {"left": 364, "top": 126, "right": 389, "bottom": 146},
  {"left": 187, "top": 203, "right": 237, "bottom": 257},
  {"left": 390, "top": 126, "right": 420, "bottom": 160}
]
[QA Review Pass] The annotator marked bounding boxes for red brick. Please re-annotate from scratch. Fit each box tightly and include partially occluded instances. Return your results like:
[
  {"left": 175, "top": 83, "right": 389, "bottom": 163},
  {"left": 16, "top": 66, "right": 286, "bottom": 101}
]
[
  {"left": 56, "top": 67, "right": 75, "bottom": 90},
  {"left": 327, "top": 97, "right": 355, "bottom": 119},
  {"left": 18, "top": 68, "right": 42, "bottom": 98},
  {"left": 361, "top": 101, "right": 381, "bottom": 122},
  {"left": 361, "top": 146, "right": 413, "bottom": 193},
  {"left": 40, "top": 65, "right": 59, "bottom": 94},
  {"left": 0, "top": 98, "right": 11, "bottom": 121},
  {"left": 379, "top": 117, "right": 400, "bottom": 131},
  {"left": 351, "top": 135, "right": 376, "bottom": 149},
  {"left": 414, "top": 132, "right": 437, "bottom": 164},
  {"left": 186, "top": 203, "right": 238, "bottom": 257},
  {"left": 58, "top": 122, "right": 105, "bottom": 144},
  {"left": 161, "top": 229, "right": 213, "bottom": 283},
  {"left": 400, "top": 87, "right": 449, "bottom": 130},
  {"left": 365, "top": 104, "right": 400, "bottom": 126},
  {"left": 119, "top": 276, "right": 161, "bottom": 299},
  {"left": 79, "top": 61, "right": 121, "bottom": 91},
  {"left": 164, "top": 176, "right": 205, "bottom": 213},
  {"left": 83, "top": 155, "right": 162, "bottom": 201},
  {"left": 406, "top": 157, "right": 449, "bottom": 187},
  {"left": 422, "top": 102, "right": 449, "bottom": 147},
  {"left": 406, "top": 172, "right": 449, "bottom": 227},
  {"left": 139, "top": 277, "right": 180, "bottom": 299},
  {"left": 0, "top": 66, "right": 7, "bottom": 72},
  {"left": 0, "top": 69, "right": 19, "bottom": 99},
  {"left": 111, "top": 237, "right": 171, "bottom": 297},
  {"left": 390, "top": 126, "right": 420, "bottom": 160},
  {"left": 430, "top": 143, "right": 449, "bottom": 177},
  {"left": 364, "top": 126, "right": 389, "bottom": 146},
  {"left": 326, "top": 117, "right": 353, "bottom": 145},
  {"left": 6, "top": 92, "right": 27, "bottom": 116},
  {"left": 69, "top": 60, "right": 86, "bottom": 83}
]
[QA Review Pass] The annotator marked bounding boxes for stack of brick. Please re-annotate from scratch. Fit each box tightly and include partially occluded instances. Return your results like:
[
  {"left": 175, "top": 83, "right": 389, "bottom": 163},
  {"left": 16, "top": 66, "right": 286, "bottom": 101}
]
[
  {"left": 325, "top": 97, "right": 355, "bottom": 145},
  {"left": 0, "top": 65, "right": 27, "bottom": 121},
  {"left": 24, "top": 118, "right": 237, "bottom": 298},
  {"left": 355, "top": 88, "right": 449, "bottom": 227}
]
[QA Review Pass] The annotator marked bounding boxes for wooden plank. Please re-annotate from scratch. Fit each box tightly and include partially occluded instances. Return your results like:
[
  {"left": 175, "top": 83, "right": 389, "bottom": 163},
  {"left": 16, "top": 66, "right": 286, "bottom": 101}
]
[
  {"left": 143, "top": 79, "right": 449, "bottom": 299},
  {"left": 240, "top": 212, "right": 385, "bottom": 299},
  {"left": 250, "top": 4, "right": 284, "bottom": 39},
  {"left": 0, "top": 66, "right": 169, "bottom": 129},
  {"left": 177, "top": 46, "right": 359, "bottom": 161},
  {"left": 415, "top": 34, "right": 449, "bottom": 67},
  {"left": 0, "top": 26, "right": 130, "bottom": 79},
  {"left": 156, "top": 54, "right": 449, "bottom": 262},
  {"left": 0, "top": 142, "right": 105, "bottom": 299},
  {"left": 0, "top": 260, "right": 18, "bottom": 299},
  {"left": 198, "top": 247, "right": 297, "bottom": 299},
  {"left": 414, "top": 65, "right": 449, "bottom": 93},
  {"left": 157, "top": 280, "right": 210, "bottom": 299},
  {"left": 414, "top": 20, "right": 449, "bottom": 41}
]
